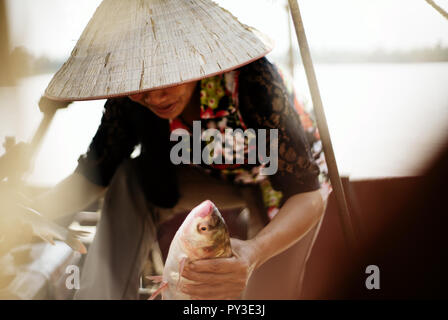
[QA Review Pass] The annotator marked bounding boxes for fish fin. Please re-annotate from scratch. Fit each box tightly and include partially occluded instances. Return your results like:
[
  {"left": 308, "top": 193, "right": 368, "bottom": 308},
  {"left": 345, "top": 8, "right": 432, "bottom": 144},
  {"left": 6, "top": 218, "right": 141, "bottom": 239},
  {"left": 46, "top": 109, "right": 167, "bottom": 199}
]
[
  {"left": 65, "top": 235, "right": 88, "bottom": 254},
  {"left": 21, "top": 206, "right": 88, "bottom": 254},
  {"left": 148, "top": 281, "right": 168, "bottom": 300},
  {"left": 37, "top": 233, "right": 56, "bottom": 245},
  {"left": 65, "top": 229, "right": 88, "bottom": 254},
  {"left": 146, "top": 275, "right": 164, "bottom": 283},
  {"left": 177, "top": 257, "right": 188, "bottom": 290}
]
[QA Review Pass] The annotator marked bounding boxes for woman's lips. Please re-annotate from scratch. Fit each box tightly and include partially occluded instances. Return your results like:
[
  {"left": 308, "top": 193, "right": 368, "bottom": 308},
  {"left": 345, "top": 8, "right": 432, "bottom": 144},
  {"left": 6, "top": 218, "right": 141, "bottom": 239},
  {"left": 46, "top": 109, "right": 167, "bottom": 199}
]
[{"left": 152, "top": 102, "right": 177, "bottom": 115}]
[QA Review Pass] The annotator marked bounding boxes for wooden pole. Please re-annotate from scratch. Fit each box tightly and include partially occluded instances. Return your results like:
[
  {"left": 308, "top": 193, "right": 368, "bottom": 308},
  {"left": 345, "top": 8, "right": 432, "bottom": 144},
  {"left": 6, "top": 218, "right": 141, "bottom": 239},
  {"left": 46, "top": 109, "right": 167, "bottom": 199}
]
[
  {"left": 287, "top": 0, "right": 358, "bottom": 250},
  {"left": 286, "top": 3, "right": 295, "bottom": 79},
  {"left": 425, "top": 0, "right": 448, "bottom": 20}
]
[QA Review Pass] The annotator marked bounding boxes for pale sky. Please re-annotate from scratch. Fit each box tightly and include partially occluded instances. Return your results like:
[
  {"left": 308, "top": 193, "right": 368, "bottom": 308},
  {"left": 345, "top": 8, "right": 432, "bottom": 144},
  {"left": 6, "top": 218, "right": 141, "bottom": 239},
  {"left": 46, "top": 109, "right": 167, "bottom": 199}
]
[{"left": 5, "top": 0, "right": 448, "bottom": 60}]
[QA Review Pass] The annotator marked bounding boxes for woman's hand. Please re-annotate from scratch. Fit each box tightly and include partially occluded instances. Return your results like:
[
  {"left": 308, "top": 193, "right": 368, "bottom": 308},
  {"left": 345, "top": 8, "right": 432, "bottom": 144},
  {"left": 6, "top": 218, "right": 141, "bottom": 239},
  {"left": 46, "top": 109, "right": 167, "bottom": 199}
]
[
  {"left": 180, "top": 190, "right": 324, "bottom": 299},
  {"left": 180, "top": 238, "right": 260, "bottom": 300}
]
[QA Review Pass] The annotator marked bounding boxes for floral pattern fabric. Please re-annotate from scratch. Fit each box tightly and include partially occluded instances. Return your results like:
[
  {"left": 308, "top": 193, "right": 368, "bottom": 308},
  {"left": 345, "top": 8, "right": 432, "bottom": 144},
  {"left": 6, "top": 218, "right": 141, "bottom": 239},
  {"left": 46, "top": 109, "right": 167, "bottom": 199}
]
[
  {"left": 277, "top": 69, "right": 332, "bottom": 203},
  {"left": 75, "top": 57, "right": 329, "bottom": 219},
  {"left": 169, "top": 66, "right": 330, "bottom": 219}
]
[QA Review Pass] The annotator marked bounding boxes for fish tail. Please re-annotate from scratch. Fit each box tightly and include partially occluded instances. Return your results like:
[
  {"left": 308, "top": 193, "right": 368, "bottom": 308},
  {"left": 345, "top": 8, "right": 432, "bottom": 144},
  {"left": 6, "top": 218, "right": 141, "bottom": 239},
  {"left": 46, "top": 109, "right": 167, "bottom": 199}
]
[{"left": 148, "top": 281, "right": 168, "bottom": 300}]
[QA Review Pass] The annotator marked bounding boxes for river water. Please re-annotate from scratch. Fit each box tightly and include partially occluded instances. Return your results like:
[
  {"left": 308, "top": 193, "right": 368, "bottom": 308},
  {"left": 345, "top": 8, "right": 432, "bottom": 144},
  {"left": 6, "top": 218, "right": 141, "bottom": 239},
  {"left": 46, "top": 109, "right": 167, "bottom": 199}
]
[{"left": 0, "top": 62, "right": 447, "bottom": 186}]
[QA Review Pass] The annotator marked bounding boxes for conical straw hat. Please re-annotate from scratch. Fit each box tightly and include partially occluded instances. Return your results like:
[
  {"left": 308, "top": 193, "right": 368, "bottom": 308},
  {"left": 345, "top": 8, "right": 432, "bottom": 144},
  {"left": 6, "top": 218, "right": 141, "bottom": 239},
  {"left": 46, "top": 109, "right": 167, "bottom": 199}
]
[{"left": 44, "top": 0, "right": 274, "bottom": 101}]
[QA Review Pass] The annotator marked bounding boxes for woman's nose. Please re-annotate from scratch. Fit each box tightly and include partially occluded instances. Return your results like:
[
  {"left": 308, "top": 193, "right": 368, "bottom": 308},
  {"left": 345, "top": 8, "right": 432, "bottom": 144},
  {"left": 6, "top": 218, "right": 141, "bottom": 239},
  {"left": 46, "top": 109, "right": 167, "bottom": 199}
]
[{"left": 143, "top": 89, "right": 168, "bottom": 106}]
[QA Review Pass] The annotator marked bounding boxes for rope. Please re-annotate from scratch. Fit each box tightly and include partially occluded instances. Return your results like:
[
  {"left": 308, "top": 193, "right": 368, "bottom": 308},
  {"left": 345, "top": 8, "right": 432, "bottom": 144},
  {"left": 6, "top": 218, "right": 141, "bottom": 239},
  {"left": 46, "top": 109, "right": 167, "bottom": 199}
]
[{"left": 425, "top": 0, "right": 448, "bottom": 20}]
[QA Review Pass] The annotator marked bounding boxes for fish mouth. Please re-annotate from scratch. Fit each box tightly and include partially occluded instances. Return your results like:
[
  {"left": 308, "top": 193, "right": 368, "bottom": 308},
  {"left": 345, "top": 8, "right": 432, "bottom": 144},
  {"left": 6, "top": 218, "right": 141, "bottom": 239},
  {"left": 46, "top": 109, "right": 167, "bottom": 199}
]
[
  {"left": 194, "top": 200, "right": 224, "bottom": 229},
  {"left": 195, "top": 200, "right": 215, "bottom": 218}
]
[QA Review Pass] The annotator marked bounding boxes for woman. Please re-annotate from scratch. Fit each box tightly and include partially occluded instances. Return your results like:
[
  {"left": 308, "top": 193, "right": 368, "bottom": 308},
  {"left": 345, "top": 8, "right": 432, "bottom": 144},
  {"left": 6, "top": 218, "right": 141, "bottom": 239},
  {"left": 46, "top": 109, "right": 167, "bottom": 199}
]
[{"left": 34, "top": 0, "right": 329, "bottom": 299}]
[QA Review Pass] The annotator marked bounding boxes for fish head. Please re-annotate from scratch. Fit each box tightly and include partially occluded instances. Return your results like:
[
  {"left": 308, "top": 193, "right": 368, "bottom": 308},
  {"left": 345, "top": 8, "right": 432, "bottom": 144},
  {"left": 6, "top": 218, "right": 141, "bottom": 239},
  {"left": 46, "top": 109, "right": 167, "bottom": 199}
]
[{"left": 180, "top": 200, "right": 232, "bottom": 260}]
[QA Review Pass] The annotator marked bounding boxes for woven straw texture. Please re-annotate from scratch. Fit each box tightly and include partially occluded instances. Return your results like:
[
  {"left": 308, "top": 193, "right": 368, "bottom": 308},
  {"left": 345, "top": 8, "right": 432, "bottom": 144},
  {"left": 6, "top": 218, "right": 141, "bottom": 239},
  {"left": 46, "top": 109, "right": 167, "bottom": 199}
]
[{"left": 44, "top": 0, "right": 273, "bottom": 101}]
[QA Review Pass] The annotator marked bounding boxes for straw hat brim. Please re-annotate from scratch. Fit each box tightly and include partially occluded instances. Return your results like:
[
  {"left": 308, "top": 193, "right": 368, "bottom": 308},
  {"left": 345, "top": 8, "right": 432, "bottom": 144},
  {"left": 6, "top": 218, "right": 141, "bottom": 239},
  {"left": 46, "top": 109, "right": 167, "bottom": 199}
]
[{"left": 44, "top": 0, "right": 274, "bottom": 102}]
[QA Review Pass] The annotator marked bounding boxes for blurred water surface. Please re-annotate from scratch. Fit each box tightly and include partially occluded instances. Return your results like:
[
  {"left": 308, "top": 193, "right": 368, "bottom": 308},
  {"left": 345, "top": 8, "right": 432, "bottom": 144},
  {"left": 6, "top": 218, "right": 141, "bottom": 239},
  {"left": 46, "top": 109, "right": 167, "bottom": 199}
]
[{"left": 0, "top": 62, "right": 447, "bottom": 186}]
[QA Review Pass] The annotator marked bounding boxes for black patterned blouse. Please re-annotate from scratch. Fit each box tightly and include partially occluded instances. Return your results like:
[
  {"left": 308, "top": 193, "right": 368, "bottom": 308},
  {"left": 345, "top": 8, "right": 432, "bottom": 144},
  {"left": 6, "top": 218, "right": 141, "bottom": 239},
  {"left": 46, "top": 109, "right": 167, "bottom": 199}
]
[{"left": 75, "top": 57, "right": 328, "bottom": 219}]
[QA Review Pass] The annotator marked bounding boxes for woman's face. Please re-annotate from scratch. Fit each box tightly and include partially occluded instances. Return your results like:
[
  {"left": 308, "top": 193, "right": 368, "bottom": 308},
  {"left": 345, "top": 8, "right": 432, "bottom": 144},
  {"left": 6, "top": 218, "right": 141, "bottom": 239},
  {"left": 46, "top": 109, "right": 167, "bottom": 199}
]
[{"left": 128, "top": 81, "right": 198, "bottom": 119}]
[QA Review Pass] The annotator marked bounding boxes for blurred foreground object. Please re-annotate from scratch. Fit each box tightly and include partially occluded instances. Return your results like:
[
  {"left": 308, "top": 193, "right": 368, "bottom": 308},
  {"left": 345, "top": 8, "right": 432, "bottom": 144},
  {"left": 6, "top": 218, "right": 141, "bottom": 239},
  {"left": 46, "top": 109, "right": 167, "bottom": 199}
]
[
  {"left": 315, "top": 136, "right": 448, "bottom": 299},
  {"left": 0, "top": 97, "right": 76, "bottom": 253},
  {"left": 0, "top": 169, "right": 88, "bottom": 258},
  {"left": 0, "top": 2, "right": 85, "bottom": 296},
  {"left": 0, "top": 97, "right": 72, "bottom": 184},
  {"left": 0, "top": 242, "right": 82, "bottom": 299},
  {"left": 0, "top": 95, "right": 86, "bottom": 297},
  {"left": 0, "top": 0, "right": 14, "bottom": 85}
]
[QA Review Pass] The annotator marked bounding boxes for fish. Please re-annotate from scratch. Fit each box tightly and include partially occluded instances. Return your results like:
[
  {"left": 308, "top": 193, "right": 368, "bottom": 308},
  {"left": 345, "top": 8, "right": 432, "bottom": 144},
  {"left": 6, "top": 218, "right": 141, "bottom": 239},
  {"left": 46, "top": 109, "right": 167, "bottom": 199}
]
[
  {"left": 15, "top": 204, "right": 88, "bottom": 254},
  {"left": 0, "top": 189, "right": 88, "bottom": 255},
  {"left": 148, "top": 200, "right": 232, "bottom": 300}
]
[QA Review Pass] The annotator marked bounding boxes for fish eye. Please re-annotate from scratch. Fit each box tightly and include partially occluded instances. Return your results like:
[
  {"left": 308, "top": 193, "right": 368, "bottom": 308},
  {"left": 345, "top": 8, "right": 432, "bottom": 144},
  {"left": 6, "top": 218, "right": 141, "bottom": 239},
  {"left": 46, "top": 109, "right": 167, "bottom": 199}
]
[{"left": 197, "top": 223, "right": 209, "bottom": 233}]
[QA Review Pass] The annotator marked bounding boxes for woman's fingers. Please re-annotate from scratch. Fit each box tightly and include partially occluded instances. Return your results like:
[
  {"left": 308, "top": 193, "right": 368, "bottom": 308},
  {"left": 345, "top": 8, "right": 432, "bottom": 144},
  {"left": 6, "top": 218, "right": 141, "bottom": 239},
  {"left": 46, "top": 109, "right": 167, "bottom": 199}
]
[
  {"left": 181, "top": 258, "right": 248, "bottom": 298},
  {"left": 182, "top": 269, "right": 246, "bottom": 285},
  {"left": 186, "top": 256, "right": 249, "bottom": 274},
  {"left": 179, "top": 239, "right": 258, "bottom": 298},
  {"left": 182, "top": 282, "right": 243, "bottom": 299}
]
